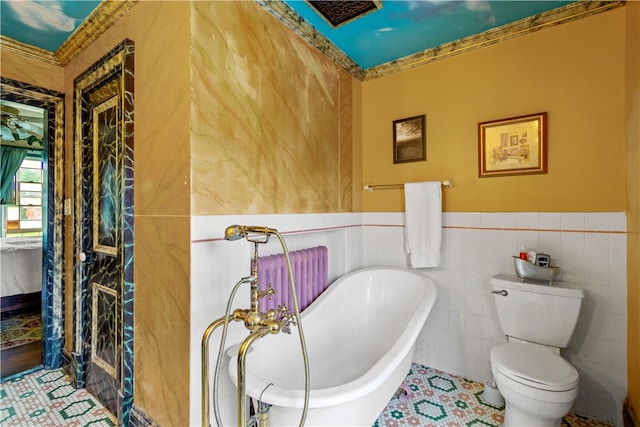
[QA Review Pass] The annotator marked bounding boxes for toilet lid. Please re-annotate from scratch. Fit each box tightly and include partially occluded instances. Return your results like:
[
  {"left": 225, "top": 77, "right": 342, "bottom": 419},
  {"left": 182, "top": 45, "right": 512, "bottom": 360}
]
[{"left": 491, "top": 343, "right": 579, "bottom": 392}]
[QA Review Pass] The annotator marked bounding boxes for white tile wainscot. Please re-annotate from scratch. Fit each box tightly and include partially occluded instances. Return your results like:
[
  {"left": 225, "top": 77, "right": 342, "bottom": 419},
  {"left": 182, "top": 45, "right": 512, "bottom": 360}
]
[
  {"left": 189, "top": 212, "right": 627, "bottom": 426},
  {"left": 362, "top": 212, "right": 627, "bottom": 426}
]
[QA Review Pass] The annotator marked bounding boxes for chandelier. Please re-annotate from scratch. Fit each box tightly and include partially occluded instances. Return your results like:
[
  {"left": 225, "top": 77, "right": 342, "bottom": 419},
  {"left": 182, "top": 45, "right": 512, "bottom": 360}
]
[{"left": 1, "top": 104, "right": 44, "bottom": 147}]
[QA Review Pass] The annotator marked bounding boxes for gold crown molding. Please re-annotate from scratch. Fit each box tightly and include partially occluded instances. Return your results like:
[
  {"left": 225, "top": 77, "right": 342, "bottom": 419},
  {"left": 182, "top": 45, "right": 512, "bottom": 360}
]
[
  {"left": 56, "top": 0, "right": 138, "bottom": 66},
  {"left": 363, "top": 0, "right": 625, "bottom": 81},
  {"left": 1, "top": 1, "right": 137, "bottom": 67},
  {"left": 0, "top": 36, "right": 61, "bottom": 67},
  {"left": 257, "top": 0, "right": 366, "bottom": 80}
]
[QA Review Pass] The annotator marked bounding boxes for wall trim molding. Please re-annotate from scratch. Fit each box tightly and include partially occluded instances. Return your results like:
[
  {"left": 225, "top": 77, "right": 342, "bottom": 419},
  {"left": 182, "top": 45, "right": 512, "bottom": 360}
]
[
  {"left": 56, "top": 0, "right": 137, "bottom": 65},
  {"left": 191, "top": 212, "right": 628, "bottom": 244},
  {"left": 129, "top": 404, "right": 159, "bottom": 427},
  {"left": 0, "top": 36, "right": 60, "bottom": 66}
]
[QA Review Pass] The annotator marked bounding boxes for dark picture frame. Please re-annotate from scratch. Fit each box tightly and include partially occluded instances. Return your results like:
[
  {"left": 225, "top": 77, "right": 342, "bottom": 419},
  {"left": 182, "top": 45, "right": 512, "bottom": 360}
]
[
  {"left": 478, "top": 112, "right": 547, "bottom": 177},
  {"left": 393, "top": 114, "right": 426, "bottom": 164}
]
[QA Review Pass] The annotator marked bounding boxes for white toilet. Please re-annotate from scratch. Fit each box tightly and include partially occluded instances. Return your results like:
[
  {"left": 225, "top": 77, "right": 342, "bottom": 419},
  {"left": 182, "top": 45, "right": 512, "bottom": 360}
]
[{"left": 490, "top": 274, "right": 584, "bottom": 427}]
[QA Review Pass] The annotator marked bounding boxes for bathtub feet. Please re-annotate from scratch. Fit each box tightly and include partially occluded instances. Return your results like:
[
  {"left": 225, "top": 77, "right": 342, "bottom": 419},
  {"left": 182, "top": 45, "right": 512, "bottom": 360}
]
[{"left": 395, "top": 384, "right": 413, "bottom": 401}]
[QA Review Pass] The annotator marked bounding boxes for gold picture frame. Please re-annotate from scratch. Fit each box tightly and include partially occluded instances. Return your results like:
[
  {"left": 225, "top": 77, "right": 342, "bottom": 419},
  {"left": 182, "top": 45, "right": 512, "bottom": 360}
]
[
  {"left": 393, "top": 114, "right": 426, "bottom": 164},
  {"left": 478, "top": 112, "right": 547, "bottom": 177}
]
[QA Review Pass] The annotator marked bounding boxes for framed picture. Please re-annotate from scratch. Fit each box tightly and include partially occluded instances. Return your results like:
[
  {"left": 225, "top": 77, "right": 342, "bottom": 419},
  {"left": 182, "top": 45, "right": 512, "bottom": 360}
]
[
  {"left": 478, "top": 112, "right": 547, "bottom": 177},
  {"left": 393, "top": 114, "right": 426, "bottom": 164}
]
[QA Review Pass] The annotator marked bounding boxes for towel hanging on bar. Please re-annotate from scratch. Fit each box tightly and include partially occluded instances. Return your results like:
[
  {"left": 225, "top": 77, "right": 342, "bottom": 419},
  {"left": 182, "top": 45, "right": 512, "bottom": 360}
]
[{"left": 404, "top": 181, "right": 442, "bottom": 268}]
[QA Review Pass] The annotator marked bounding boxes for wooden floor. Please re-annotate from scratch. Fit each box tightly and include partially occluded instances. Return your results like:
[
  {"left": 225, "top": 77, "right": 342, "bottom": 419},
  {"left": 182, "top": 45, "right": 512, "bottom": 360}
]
[
  {"left": 0, "top": 340, "right": 42, "bottom": 378},
  {"left": 1, "top": 299, "right": 43, "bottom": 380}
]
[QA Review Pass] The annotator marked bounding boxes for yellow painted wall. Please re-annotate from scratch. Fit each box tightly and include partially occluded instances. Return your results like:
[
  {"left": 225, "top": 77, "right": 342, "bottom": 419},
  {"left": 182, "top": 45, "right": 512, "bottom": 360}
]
[
  {"left": 361, "top": 8, "right": 627, "bottom": 213},
  {"left": 0, "top": 49, "right": 64, "bottom": 92},
  {"left": 625, "top": 0, "right": 640, "bottom": 419},
  {"left": 190, "top": 1, "right": 353, "bottom": 215},
  {"left": 62, "top": 2, "right": 192, "bottom": 425}
]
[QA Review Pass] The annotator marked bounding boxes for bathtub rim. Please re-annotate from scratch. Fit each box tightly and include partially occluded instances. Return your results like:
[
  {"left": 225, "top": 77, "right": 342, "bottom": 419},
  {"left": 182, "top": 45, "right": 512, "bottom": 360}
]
[{"left": 229, "top": 266, "right": 438, "bottom": 409}]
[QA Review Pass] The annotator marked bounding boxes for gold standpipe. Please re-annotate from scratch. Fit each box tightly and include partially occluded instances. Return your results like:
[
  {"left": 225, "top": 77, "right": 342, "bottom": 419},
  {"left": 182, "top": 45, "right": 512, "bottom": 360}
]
[
  {"left": 202, "top": 307, "right": 248, "bottom": 427},
  {"left": 201, "top": 273, "right": 255, "bottom": 427},
  {"left": 237, "top": 318, "right": 282, "bottom": 426},
  {"left": 201, "top": 225, "right": 310, "bottom": 427}
]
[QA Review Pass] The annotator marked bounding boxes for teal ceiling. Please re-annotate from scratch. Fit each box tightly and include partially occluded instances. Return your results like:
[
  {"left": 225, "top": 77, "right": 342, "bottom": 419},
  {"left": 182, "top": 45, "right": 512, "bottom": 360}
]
[
  {"left": 1, "top": 0, "right": 573, "bottom": 69},
  {"left": 283, "top": 0, "right": 574, "bottom": 69},
  {"left": 0, "top": 0, "right": 101, "bottom": 52}
]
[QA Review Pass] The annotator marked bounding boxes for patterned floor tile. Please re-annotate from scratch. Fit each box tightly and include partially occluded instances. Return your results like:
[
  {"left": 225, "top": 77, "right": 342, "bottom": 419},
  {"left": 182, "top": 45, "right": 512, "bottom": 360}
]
[
  {"left": 0, "top": 364, "right": 616, "bottom": 427},
  {"left": 0, "top": 368, "right": 115, "bottom": 427},
  {"left": 375, "top": 364, "right": 614, "bottom": 427}
]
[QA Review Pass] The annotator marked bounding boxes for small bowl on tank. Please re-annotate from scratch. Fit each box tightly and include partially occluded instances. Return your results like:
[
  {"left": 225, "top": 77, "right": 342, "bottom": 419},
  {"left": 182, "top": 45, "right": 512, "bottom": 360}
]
[{"left": 512, "top": 256, "right": 559, "bottom": 284}]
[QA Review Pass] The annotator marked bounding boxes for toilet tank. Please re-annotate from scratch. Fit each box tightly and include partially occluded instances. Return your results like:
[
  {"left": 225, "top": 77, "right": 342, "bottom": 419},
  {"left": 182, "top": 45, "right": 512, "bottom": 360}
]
[{"left": 491, "top": 274, "right": 584, "bottom": 348}]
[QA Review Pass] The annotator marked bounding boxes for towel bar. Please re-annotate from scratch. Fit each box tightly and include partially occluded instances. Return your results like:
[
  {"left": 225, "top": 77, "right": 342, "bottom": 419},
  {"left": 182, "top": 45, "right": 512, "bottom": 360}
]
[{"left": 363, "top": 179, "right": 454, "bottom": 192}]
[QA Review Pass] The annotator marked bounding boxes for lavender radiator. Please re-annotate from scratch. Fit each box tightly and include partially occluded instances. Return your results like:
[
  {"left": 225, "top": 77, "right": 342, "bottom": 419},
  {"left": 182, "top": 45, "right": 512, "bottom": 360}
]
[{"left": 257, "top": 246, "right": 328, "bottom": 313}]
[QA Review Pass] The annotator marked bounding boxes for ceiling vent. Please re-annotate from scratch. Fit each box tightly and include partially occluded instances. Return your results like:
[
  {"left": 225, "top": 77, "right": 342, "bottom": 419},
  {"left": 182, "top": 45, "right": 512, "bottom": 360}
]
[{"left": 307, "top": 0, "right": 382, "bottom": 28}]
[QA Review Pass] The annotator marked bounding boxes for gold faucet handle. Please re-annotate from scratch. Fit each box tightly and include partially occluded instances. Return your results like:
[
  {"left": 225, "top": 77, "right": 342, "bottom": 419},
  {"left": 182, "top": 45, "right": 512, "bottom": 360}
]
[
  {"left": 276, "top": 302, "right": 290, "bottom": 316},
  {"left": 257, "top": 283, "right": 277, "bottom": 300},
  {"left": 276, "top": 302, "right": 297, "bottom": 334}
]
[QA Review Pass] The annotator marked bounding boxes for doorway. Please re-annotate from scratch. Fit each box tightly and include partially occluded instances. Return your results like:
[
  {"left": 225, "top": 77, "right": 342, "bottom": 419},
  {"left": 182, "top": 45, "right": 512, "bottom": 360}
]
[
  {"left": 0, "top": 77, "right": 65, "bottom": 378},
  {"left": 0, "top": 100, "right": 45, "bottom": 377}
]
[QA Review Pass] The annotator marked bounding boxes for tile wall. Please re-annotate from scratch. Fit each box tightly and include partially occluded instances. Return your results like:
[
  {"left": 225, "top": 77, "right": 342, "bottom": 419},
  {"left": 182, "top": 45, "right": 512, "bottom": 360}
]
[
  {"left": 190, "top": 213, "right": 364, "bottom": 426},
  {"left": 190, "top": 211, "right": 627, "bottom": 426}
]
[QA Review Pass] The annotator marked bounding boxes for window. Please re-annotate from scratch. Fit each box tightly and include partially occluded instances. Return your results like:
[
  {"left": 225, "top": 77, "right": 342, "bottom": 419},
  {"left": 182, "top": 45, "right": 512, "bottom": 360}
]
[{"left": 5, "top": 156, "right": 43, "bottom": 236}]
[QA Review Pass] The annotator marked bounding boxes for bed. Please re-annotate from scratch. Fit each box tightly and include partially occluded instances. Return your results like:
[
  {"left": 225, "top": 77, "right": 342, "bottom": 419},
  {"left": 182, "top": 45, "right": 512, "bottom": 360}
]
[{"left": 0, "top": 237, "right": 42, "bottom": 312}]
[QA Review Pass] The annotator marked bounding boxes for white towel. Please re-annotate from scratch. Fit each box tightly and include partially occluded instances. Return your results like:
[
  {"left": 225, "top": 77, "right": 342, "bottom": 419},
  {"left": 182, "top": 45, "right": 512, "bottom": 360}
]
[{"left": 404, "top": 181, "right": 442, "bottom": 268}]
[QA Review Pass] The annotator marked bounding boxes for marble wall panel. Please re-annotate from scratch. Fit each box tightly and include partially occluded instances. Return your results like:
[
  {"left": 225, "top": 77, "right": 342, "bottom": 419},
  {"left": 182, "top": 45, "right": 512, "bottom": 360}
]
[
  {"left": 66, "top": 1, "right": 191, "bottom": 217},
  {"left": 130, "top": 1, "right": 191, "bottom": 217},
  {"left": 134, "top": 215, "right": 190, "bottom": 426},
  {"left": 190, "top": 1, "right": 352, "bottom": 215}
]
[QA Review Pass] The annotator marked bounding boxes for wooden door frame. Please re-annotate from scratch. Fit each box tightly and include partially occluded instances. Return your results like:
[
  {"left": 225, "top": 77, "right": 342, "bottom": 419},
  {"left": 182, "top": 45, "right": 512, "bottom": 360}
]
[
  {"left": 0, "top": 77, "right": 65, "bottom": 371},
  {"left": 71, "top": 39, "right": 134, "bottom": 425}
]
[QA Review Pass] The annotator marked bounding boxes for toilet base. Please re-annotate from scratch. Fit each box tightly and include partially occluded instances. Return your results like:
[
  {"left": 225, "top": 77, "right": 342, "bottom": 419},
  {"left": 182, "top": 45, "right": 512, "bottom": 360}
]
[
  {"left": 503, "top": 404, "right": 564, "bottom": 427},
  {"left": 492, "top": 363, "right": 577, "bottom": 427}
]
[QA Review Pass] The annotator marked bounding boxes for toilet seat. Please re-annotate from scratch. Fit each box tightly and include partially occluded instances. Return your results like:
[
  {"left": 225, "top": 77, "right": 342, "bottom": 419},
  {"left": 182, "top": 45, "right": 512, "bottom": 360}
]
[{"left": 491, "top": 342, "right": 579, "bottom": 392}]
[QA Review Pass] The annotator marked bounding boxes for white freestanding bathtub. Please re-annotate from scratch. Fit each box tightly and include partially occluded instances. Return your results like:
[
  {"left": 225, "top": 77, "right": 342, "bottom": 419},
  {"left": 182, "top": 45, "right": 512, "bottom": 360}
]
[{"left": 229, "top": 266, "right": 437, "bottom": 426}]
